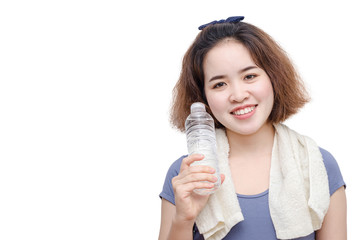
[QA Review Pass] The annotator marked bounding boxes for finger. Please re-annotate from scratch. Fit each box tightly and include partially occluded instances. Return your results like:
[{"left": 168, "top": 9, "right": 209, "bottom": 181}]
[
  {"left": 177, "top": 172, "right": 219, "bottom": 186},
  {"left": 188, "top": 165, "right": 215, "bottom": 174},
  {"left": 220, "top": 174, "right": 226, "bottom": 185},
  {"left": 180, "top": 154, "right": 204, "bottom": 172},
  {"left": 175, "top": 180, "right": 215, "bottom": 195},
  {"left": 176, "top": 164, "right": 215, "bottom": 181}
]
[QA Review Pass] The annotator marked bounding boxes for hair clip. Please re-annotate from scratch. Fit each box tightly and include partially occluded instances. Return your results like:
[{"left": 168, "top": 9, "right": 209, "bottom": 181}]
[{"left": 198, "top": 16, "right": 245, "bottom": 30}]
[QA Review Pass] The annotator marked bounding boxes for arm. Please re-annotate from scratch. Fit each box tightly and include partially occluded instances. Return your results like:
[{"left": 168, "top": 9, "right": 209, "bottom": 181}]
[
  {"left": 316, "top": 186, "right": 347, "bottom": 240},
  {"left": 158, "top": 199, "right": 194, "bottom": 240}
]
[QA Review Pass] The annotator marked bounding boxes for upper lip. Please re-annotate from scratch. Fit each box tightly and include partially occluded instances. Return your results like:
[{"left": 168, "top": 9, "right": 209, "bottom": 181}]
[{"left": 230, "top": 104, "right": 257, "bottom": 113}]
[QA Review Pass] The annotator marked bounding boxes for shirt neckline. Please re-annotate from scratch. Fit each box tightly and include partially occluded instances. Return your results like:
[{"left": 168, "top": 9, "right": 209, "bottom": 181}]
[{"left": 236, "top": 189, "right": 269, "bottom": 199}]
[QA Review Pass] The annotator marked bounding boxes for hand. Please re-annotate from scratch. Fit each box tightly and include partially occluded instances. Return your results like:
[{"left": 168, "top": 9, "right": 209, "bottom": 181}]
[{"left": 171, "top": 154, "right": 225, "bottom": 223}]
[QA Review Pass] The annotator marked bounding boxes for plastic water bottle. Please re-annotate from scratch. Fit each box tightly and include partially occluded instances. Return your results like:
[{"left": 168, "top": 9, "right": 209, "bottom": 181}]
[{"left": 185, "top": 102, "right": 221, "bottom": 195}]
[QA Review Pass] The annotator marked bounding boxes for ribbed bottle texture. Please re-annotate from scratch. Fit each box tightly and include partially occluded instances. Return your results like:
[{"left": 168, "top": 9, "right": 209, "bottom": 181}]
[{"left": 185, "top": 102, "right": 221, "bottom": 195}]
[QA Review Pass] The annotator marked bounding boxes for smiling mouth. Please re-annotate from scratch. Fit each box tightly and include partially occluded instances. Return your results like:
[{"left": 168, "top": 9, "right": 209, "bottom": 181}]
[{"left": 231, "top": 106, "right": 256, "bottom": 116}]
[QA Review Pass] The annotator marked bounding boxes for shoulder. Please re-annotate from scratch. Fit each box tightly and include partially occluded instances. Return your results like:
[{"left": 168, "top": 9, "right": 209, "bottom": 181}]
[
  {"left": 319, "top": 147, "right": 346, "bottom": 196},
  {"left": 165, "top": 155, "right": 186, "bottom": 178}
]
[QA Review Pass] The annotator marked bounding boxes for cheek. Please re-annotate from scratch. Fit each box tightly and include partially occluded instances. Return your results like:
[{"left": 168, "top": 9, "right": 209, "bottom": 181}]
[
  {"left": 205, "top": 92, "right": 224, "bottom": 115},
  {"left": 261, "top": 82, "right": 275, "bottom": 113},
  {"left": 265, "top": 84, "right": 274, "bottom": 102},
  {"left": 255, "top": 79, "right": 274, "bottom": 103}
]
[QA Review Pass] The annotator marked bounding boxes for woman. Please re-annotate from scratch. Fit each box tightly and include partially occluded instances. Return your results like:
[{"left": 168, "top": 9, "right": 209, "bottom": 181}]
[{"left": 159, "top": 17, "right": 346, "bottom": 240}]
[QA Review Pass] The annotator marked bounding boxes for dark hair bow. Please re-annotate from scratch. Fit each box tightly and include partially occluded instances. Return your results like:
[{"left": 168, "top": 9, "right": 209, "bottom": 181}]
[{"left": 198, "top": 16, "right": 245, "bottom": 30}]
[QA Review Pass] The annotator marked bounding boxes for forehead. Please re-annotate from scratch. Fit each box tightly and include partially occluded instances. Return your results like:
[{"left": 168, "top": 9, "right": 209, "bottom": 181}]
[{"left": 203, "top": 39, "right": 256, "bottom": 72}]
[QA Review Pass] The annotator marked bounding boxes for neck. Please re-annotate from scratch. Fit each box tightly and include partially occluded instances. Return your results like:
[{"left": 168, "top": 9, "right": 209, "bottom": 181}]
[{"left": 226, "top": 122, "right": 275, "bottom": 160}]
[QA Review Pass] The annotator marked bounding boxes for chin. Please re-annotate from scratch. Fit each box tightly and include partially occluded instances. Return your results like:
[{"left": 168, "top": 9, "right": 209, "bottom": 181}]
[
  {"left": 226, "top": 121, "right": 271, "bottom": 136},
  {"left": 227, "top": 125, "right": 260, "bottom": 136}
]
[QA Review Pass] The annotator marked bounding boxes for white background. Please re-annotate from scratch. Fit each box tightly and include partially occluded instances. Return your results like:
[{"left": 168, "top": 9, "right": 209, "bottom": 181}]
[{"left": 0, "top": 0, "right": 360, "bottom": 239}]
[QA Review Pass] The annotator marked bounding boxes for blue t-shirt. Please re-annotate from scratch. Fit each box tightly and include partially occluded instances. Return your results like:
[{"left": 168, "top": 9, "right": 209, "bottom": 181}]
[{"left": 159, "top": 148, "right": 345, "bottom": 240}]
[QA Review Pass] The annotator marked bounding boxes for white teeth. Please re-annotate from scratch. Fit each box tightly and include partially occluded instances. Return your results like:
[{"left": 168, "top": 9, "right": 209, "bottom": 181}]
[{"left": 233, "top": 106, "right": 255, "bottom": 115}]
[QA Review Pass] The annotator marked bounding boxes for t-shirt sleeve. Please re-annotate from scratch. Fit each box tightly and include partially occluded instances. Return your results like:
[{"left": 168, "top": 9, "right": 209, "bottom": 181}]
[
  {"left": 159, "top": 156, "right": 185, "bottom": 205},
  {"left": 320, "top": 147, "right": 346, "bottom": 196}
]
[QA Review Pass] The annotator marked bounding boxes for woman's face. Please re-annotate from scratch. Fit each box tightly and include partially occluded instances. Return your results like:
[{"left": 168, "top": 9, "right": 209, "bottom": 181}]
[{"left": 203, "top": 40, "right": 274, "bottom": 136}]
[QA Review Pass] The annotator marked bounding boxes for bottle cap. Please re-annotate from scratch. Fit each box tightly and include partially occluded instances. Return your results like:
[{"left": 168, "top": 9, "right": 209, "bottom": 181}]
[{"left": 190, "top": 102, "right": 206, "bottom": 113}]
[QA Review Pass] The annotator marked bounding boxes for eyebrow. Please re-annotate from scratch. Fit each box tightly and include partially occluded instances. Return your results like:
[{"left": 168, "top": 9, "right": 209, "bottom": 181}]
[{"left": 208, "top": 65, "right": 258, "bottom": 82}]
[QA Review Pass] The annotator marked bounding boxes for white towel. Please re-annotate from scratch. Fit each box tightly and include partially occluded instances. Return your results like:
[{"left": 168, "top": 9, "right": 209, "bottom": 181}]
[
  {"left": 195, "top": 128, "right": 244, "bottom": 240},
  {"left": 195, "top": 124, "right": 330, "bottom": 240}
]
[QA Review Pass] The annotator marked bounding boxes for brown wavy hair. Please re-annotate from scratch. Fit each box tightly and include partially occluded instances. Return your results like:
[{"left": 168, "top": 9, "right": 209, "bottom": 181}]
[{"left": 170, "top": 21, "right": 310, "bottom": 132}]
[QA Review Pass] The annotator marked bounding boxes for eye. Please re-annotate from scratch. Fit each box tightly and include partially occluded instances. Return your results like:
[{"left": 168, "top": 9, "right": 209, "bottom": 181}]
[
  {"left": 244, "top": 74, "right": 257, "bottom": 80},
  {"left": 212, "top": 82, "right": 226, "bottom": 89}
]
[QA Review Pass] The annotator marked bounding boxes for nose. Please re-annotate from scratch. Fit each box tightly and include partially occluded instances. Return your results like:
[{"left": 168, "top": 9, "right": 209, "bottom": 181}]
[{"left": 229, "top": 82, "right": 250, "bottom": 103}]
